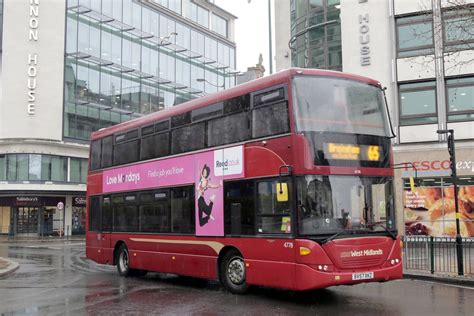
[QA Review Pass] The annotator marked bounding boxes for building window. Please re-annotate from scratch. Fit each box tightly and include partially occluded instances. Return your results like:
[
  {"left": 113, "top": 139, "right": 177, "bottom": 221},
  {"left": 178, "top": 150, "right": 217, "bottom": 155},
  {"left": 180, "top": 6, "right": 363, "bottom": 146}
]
[
  {"left": 212, "top": 13, "right": 227, "bottom": 37},
  {"left": 446, "top": 77, "right": 474, "bottom": 122},
  {"left": 70, "top": 158, "right": 88, "bottom": 183},
  {"left": 399, "top": 81, "right": 438, "bottom": 125},
  {"left": 443, "top": 8, "right": 474, "bottom": 52},
  {"left": 1, "top": 154, "right": 81, "bottom": 183},
  {"left": 0, "top": 155, "right": 5, "bottom": 181},
  {"left": 396, "top": 15, "right": 434, "bottom": 58}
]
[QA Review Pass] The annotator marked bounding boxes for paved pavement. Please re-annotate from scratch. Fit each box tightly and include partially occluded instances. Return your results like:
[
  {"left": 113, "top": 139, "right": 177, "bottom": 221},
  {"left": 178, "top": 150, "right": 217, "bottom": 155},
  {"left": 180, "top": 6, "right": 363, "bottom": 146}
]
[
  {"left": 404, "top": 269, "right": 474, "bottom": 287},
  {"left": 0, "top": 256, "right": 19, "bottom": 277}
]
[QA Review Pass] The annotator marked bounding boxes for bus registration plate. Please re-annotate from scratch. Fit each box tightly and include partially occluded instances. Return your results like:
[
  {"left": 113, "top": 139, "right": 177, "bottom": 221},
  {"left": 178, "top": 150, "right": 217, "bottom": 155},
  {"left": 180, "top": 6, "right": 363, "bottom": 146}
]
[{"left": 352, "top": 272, "right": 374, "bottom": 281}]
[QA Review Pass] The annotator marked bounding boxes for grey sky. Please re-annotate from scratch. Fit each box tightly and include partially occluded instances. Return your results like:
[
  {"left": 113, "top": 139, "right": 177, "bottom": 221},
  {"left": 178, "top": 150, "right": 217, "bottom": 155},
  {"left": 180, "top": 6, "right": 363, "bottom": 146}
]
[{"left": 214, "top": 0, "right": 272, "bottom": 73}]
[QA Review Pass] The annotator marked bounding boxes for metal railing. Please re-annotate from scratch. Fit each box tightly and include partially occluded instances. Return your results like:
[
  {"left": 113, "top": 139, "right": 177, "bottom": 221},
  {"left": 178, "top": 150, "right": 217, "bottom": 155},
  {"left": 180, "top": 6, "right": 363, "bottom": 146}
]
[{"left": 403, "top": 236, "right": 474, "bottom": 275}]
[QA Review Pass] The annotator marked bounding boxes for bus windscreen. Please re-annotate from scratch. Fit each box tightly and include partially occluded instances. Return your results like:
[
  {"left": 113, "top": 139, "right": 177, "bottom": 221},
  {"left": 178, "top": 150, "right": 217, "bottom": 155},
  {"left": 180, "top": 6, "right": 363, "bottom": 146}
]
[{"left": 292, "top": 76, "right": 390, "bottom": 137}]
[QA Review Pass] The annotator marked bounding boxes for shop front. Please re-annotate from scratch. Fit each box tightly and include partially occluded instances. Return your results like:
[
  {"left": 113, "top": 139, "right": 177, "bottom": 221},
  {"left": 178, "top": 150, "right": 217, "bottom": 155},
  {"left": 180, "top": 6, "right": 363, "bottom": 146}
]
[
  {"left": 71, "top": 196, "right": 86, "bottom": 235},
  {"left": 394, "top": 147, "right": 474, "bottom": 237},
  {"left": 0, "top": 195, "right": 86, "bottom": 236}
]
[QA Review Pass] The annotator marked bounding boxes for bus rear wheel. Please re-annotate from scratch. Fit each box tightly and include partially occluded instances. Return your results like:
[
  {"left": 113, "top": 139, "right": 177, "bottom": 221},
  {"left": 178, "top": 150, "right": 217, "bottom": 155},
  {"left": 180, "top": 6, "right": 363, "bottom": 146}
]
[
  {"left": 220, "top": 250, "right": 249, "bottom": 294},
  {"left": 116, "top": 244, "right": 147, "bottom": 277}
]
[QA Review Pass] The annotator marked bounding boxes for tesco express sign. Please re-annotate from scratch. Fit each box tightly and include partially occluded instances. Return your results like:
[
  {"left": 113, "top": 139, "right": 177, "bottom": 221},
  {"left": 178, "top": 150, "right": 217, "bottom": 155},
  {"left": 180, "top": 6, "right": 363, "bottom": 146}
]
[{"left": 402, "top": 160, "right": 474, "bottom": 174}]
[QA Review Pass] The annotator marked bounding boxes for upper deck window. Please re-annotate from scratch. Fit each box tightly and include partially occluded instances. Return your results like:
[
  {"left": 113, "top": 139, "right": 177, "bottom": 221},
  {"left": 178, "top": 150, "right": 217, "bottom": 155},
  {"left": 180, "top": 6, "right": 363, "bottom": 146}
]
[{"left": 292, "top": 76, "right": 390, "bottom": 137}]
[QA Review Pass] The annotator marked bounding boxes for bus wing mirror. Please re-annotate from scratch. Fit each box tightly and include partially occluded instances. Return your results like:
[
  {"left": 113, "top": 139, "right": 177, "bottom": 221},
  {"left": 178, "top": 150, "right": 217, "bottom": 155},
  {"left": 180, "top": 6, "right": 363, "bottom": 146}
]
[{"left": 276, "top": 183, "right": 289, "bottom": 202}]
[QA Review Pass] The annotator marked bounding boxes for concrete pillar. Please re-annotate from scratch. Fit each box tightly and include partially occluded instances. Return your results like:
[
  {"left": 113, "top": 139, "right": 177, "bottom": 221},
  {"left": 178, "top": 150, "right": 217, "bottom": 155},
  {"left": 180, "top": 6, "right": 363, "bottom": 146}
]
[{"left": 65, "top": 196, "right": 73, "bottom": 236}]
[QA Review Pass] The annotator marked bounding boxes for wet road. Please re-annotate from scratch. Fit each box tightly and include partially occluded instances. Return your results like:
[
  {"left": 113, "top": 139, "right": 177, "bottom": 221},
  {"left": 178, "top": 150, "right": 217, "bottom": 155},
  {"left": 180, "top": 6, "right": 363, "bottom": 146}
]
[{"left": 0, "top": 242, "right": 473, "bottom": 315}]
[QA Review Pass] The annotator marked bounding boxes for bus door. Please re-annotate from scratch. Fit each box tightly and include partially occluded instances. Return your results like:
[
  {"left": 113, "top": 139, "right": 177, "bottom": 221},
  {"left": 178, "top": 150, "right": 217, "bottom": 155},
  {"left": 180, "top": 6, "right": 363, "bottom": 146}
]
[
  {"left": 99, "top": 196, "right": 112, "bottom": 252},
  {"left": 89, "top": 196, "right": 112, "bottom": 264}
]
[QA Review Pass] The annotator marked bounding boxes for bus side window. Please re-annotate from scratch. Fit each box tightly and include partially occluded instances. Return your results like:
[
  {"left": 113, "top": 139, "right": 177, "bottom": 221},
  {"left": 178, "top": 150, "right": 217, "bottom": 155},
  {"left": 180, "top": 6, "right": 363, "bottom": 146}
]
[
  {"left": 101, "top": 196, "right": 112, "bottom": 232},
  {"left": 171, "top": 186, "right": 195, "bottom": 234},
  {"left": 252, "top": 102, "right": 290, "bottom": 139},
  {"left": 101, "top": 136, "right": 113, "bottom": 168},
  {"left": 90, "top": 140, "right": 101, "bottom": 171}
]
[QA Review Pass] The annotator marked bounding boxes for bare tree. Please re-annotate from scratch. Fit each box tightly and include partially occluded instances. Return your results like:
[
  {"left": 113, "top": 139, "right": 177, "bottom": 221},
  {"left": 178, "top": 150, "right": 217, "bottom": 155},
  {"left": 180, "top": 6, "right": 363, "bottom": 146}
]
[{"left": 400, "top": 0, "right": 474, "bottom": 75}]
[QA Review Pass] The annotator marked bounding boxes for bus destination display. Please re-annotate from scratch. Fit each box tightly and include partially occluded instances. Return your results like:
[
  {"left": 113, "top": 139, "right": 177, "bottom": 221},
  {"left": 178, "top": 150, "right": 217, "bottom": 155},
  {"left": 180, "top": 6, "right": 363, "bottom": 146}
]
[{"left": 323, "top": 143, "right": 382, "bottom": 161}]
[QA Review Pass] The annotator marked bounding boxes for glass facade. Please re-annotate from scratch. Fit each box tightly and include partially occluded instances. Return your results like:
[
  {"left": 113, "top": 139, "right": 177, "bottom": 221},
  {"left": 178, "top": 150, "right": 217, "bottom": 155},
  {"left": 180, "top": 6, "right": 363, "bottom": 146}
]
[
  {"left": 0, "top": 154, "right": 87, "bottom": 183},
  {"left": 64, "top": 0, "right": 236, "bottom": 140},
  {"left": 290, "top": 0, "right": 341, "bottom": 70}
]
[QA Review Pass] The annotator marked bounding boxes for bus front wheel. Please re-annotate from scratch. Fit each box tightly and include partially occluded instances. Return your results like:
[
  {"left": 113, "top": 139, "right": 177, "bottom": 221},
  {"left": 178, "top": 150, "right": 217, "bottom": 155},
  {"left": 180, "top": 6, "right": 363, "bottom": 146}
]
[{"left": 220, "top": 250, "right": 249, "bottom": 294}]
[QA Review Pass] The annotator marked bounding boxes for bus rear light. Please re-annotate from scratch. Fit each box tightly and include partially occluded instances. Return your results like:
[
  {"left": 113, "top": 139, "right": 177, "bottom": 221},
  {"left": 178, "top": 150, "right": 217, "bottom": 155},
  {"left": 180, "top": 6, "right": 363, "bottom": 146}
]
[{"left": 299, "top": 247, "right": 311, "bottom": 256}]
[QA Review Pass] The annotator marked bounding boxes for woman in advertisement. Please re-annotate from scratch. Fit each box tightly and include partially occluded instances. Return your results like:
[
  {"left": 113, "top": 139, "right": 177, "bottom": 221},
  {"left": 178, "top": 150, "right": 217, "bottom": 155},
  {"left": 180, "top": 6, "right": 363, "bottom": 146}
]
[{"left": 197, "top": 164, "right": 221, "bottom": 227}]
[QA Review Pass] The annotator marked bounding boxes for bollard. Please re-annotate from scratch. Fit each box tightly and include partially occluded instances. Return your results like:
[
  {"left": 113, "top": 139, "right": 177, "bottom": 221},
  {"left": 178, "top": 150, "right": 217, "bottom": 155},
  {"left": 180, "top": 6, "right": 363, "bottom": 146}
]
[{"left": 430, "top": 236, "right": 434, "bottom": 274}]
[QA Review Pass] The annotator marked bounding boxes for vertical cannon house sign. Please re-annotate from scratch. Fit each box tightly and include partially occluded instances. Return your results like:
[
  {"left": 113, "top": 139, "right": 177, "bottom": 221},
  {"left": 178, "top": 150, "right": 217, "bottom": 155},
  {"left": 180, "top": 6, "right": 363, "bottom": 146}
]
[
  {"left": 27, "top": 0, "right": 39, "bottom": 115},
  {"left": 359, "top": 0, "right": 370, "bottom": 66}
]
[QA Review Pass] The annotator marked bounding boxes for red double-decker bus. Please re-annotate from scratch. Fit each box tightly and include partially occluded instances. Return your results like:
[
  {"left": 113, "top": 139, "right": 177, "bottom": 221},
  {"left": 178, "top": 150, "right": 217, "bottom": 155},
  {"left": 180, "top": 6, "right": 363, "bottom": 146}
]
[{"left": 86, "top": 68, "right": 402, "bottom": 293}]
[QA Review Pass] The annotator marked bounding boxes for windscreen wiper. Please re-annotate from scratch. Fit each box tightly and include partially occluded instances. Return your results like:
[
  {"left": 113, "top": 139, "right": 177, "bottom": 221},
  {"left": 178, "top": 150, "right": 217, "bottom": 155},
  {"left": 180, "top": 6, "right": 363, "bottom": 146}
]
[{"left": 321, "top": 230, "right": 353, "bottom": 244}]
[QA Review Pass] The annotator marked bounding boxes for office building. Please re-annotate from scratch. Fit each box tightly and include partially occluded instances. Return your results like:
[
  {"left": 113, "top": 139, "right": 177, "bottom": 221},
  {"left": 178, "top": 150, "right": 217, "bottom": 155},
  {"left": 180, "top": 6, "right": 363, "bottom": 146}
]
[
  {"left": 275, "top": 0, "right": 474, "bottom": 236},
  {"left": 0, "top": 0, "right": 237, "bottom": 236}
]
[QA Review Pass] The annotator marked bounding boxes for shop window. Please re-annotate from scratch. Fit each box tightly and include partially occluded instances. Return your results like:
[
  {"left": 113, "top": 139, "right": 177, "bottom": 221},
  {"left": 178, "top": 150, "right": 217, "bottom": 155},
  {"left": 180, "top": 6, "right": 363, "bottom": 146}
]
[
  {"left": 403, "top": 177, "right": 474, "bottom": 237},
  {"left": 446, "top": 77, "right": 474, "bottom": 122},
  {"left": 399, "top": 81, "right": 438, "bottom": 125},
  {"left": 396, "top": 15, "right": 434, "bottom": 58}
]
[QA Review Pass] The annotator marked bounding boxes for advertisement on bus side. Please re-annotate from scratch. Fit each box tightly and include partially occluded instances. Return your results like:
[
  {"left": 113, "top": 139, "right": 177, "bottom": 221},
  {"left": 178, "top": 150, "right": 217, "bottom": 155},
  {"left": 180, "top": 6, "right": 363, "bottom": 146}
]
[{"left": 102, "top": 146, "right": 244, "bottom": 236}]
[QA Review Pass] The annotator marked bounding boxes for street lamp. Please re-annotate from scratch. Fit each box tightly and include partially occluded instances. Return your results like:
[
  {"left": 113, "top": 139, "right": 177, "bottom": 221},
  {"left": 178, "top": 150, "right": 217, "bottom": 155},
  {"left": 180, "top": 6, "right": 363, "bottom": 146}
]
[
  {"left": 288, "top": 20, "right": 339, "bottom": 51},
  {"left": 436, "top": 129, "right": 464, "bottom": 276},
  {"left": 159, "top": 32, "right": 178, "bottom": 46},
  {"left": 196, "top": 78, "right": 225, "bottom": 89}
]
